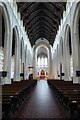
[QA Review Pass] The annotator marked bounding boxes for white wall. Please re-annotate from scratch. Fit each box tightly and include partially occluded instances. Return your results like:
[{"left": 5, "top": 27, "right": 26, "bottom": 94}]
[
  {"left": 0, "top": 1, "right": 33, "bottom": 82},
  {"left": 52, "top": 2, "right": 80, "bottom": 83}
]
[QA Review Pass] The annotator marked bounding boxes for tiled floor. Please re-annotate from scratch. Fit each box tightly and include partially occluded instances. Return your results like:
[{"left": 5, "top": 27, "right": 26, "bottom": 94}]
[{"left": 14, "top": 80, "right": 69, "bottom": 118}]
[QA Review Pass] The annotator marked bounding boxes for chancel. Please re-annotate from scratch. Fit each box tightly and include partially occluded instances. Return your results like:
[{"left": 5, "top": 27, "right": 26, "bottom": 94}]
[{"left": 0, "top": 0, "right": 80, "bottom": 119}]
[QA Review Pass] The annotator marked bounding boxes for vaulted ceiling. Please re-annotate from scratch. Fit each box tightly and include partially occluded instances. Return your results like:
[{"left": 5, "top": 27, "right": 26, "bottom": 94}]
[{"left": 17, "top": 2, "right": 66, "bottom": 46}]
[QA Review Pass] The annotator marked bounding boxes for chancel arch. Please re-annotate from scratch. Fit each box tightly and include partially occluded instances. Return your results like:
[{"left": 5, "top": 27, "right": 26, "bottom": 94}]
[
  {"left": 37, "top": 46, "right": 48, "bottom": 79},
  {"left": 33, "top": 40, "right": 52, "bottom": 79}
]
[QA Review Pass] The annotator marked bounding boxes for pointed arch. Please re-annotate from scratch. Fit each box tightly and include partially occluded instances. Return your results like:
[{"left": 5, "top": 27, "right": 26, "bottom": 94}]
[
  {"left": 72, "top": 2, "right": 80, "bottom": 83},
  {"left": 0, "top": 2, "right": 12, "bottom": 84}
]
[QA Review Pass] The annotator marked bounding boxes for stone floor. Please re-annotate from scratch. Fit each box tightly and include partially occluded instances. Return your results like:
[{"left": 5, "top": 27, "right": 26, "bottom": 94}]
[{"left": 14, "top": 80, "right": 69, "bottom": 118}]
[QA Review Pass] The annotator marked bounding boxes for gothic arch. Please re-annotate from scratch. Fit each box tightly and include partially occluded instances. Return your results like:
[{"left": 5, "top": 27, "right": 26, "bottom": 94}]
[
  {"left": 0, "top": 2, "right": 11, "bottom": 72},
  {"left": 12, "top": 26, "right": 20, "bottom": 81},
  {"left": 0, "top": 3, "right": 12, "bottom": 84},
  {"left": 64, "top": 24, "right": 72, "bottom": 80},
  {"left": 65, "top": 25, "right": 72, "bottom": 55},
  {"left": 12, "top": 26, "right": 19, "bottom": 58},
  {"left": 73, "top": 2, "right": 80, "bottom": 51},
  {"left": 72, "top": 2, "right": 80, "bottom": 83},
  {"left": 73, "top": 2, "right": 80, "bottom": 40},
  {"left": 33, "top": 41, "right": 52, "bottom": 78},
  {"left": 0, "top": 2, "right": 11, "bottom": 49}
]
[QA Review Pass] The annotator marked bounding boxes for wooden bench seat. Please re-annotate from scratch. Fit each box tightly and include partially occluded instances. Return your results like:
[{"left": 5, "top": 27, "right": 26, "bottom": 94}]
[
  {"left": 2, "top": 80, "right": 37, "bottom": 119},
  {"left": 47, "top": 79, "right": 80, "bottom": 118}
]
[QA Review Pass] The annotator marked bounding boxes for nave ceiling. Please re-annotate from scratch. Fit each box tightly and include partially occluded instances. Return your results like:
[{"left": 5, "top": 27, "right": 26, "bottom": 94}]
[{"left": 17, "top": 2, "right": 66, "bottom": 46}]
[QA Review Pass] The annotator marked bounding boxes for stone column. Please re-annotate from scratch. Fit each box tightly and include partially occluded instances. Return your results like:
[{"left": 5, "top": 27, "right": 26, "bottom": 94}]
[
  {"left": 49, "top": 50, "right": 53, "bottom": 79},
  {"left": 24, "top": 48, "right": 27, "bottom": 80},
  {"left": 63, "top": 39, "right": 66, "bottom": 81},
  {"left": 20, "top": 62, "right": 24, "bottom": 80},
  {"left": 33, "top": 48, "right": 35, "bottom": 78},
  {"left": 18, "top": 39, "right": 20, "bottom": 80},
  {"left": 35, "top": 50, "right": 37, "bottom": 78},
  {"left": 14, "top": 32, "right": 20, "bottom": 81},
  {"left": 64, "top": 40, "right": 70, "bottom": 81},
  {"left": 21, "top": 41, "right": 25, "bottom": 80},
  {"left": 72, "top": 31, "right": 80, "bottom": 83},
  {"left": 71, "top": 6, "right": 80, "bottom": 83},
  {"left": 14, "top": 40, "right": 20, "bottom": 81},
  {"left": 63, "top": 43, "right": 67, "bottom": 81},
  {"left": 3, "top": 27, "right": 12, "bottom": 84},
  {"left": 56, "top": 47, "right": 60, "bottom": 79}
]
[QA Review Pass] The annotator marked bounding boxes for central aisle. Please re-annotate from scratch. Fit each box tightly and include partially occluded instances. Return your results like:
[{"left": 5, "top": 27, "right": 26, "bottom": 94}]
[{"left": 14, "top": 80, "right": 69, "bottom": 118}]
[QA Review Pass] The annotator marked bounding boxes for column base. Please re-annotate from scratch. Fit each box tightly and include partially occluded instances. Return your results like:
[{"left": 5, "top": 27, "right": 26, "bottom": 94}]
[
  {"left": 24, "top": 74, "right": 27, "bottom": 80},
  {"left": 73, "top": 77, "right": 80, "bottom": 84},
  {"left": 1, "top": 77, "right": 11, "bottom": 85},
  {"left": 13, "top": 77, "right": 20, "bottom": 82}
]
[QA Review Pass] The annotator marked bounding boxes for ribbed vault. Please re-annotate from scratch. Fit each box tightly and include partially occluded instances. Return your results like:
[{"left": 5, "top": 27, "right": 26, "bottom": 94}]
[{"left": 17, "top": 2, "right": 66, "bottom": 46}]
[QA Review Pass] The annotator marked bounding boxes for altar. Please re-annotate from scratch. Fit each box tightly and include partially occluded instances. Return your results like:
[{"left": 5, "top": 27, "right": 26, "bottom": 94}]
[{"left": 37, "top": 70, "right": 48, "bottom": 80}]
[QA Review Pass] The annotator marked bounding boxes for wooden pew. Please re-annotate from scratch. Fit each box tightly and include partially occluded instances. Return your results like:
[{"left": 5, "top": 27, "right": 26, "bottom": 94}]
[
  {"left": 47, "top": 79, "right": 80, "bottom": 118},
  {"left": 2, "top": 80, "right": 37, "bottom": 119}
]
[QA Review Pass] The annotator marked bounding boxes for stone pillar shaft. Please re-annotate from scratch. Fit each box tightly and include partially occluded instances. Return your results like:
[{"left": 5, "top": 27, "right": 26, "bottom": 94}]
[
  {"left": 14, "top": 38, "right": 20, "bottom": 81},
  {"left": 3, "top": 28, "right": 12, "bottom": 84}
]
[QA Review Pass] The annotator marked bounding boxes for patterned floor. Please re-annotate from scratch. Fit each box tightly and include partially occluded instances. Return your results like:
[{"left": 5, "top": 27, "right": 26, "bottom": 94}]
[{"left": 14, "top": 80, "right": 69, "bottom": 118}]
